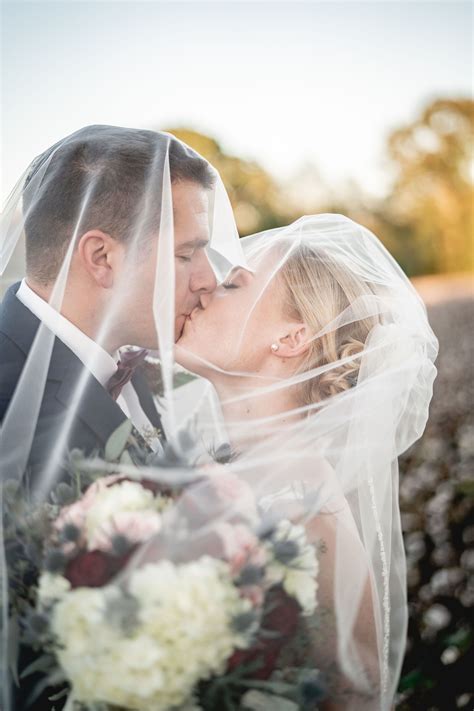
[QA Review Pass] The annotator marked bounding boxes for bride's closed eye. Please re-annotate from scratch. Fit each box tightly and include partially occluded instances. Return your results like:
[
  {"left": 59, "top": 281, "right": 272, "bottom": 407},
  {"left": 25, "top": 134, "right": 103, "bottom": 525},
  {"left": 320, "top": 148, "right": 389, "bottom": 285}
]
[{"left": 221, "top": 267, "right": 254, "bottom": 290}]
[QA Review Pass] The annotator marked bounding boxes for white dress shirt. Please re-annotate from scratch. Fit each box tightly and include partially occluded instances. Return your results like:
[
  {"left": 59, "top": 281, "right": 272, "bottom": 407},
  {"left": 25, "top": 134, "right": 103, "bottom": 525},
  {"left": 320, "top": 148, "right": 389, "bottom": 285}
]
[{"left": 16, "top": 280, "right": 162, "bottom": 451}]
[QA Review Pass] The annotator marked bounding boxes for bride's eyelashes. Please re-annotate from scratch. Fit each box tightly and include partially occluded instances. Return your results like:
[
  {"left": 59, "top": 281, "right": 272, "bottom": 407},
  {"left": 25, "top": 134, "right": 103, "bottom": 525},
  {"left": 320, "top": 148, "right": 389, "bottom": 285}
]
[{"left": 222, "top": 282, "right": 239, "bottom": 290}]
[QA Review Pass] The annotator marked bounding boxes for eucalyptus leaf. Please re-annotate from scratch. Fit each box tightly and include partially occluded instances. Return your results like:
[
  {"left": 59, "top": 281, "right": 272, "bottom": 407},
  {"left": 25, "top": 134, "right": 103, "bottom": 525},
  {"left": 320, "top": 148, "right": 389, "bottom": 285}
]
[
  {"left": 20, "top": 652, "right": 57, "bottom": 679},
  {"left": 173, "top": 371, "right": 197, "bottom": 389},
  {"left": 241, "top": 690, "right": 298, "bottom": 711},
  {"left": 26, "top": 668, "right": 66, "bottom": 706},
  {"left": 48, "top": 686, "right": 69, "bottom": 701},
  {"left": 104, "top": 420, "right": 133, "bottom": 461},
  {"left": 240, "top": 679, "right": 295, "bottom": 695},
  {"left": 119, "top": 448, "right": 134, "bottom": 466}
]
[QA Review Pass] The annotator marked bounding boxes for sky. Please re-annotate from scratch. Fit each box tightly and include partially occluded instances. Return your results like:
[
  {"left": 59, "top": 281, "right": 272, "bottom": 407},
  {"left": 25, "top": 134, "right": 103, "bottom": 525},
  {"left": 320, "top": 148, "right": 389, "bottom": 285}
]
[{"left": 1, "top": 1, "right": 472, "bottom": 204}]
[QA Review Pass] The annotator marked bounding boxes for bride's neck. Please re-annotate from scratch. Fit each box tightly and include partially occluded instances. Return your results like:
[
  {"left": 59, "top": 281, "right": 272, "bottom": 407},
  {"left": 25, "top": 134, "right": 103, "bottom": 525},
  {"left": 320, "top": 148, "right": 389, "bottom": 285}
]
[{"left": 213, "top": 376, "right": 302, "bottom": 450}]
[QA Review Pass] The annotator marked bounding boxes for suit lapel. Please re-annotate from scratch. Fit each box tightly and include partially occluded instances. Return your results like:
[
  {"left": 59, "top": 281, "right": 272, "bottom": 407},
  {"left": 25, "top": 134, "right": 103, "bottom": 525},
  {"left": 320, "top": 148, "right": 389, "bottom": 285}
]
[
  {"left": 54, "top": 350, "right": 128, "bottom": 448},
  {"left": 131, "top": 370, "right": 166, "bottom": 440}
]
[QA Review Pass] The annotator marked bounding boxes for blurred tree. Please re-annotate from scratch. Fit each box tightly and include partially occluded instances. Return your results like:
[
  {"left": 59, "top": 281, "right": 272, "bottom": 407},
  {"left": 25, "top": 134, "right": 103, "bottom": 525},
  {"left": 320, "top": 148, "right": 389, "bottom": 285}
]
[
  {"left": 164, "top": 128, "right": 292, "bottom": 235},
  {"left": 166, "top": 100, "right": 473, "bottom": 276},
  {"left": 384, "top": 98, "right": 474, "bottom": 274}
]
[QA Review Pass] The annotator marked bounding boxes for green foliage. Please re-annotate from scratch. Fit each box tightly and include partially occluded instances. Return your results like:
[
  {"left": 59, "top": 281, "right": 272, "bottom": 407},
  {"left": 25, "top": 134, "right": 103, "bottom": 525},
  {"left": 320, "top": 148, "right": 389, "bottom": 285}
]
[
  {"left": 104, "top": 419, "right": 133, "bottom": 462},
  {"left": 166, "top": 97, "right": 473, "bottom": 276},
  {"left": 165, "top": 128, "right": 292, "bottom": 236},
  {"left": 385, "top": 98, "right": 474, "bottom": 274}
]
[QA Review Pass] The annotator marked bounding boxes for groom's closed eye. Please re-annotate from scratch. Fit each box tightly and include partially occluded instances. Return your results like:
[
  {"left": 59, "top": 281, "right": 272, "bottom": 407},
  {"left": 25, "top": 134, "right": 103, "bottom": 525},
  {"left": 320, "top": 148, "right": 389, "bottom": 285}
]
[{"left": 175, "top": 238, "right": 210, "bottom": 262}]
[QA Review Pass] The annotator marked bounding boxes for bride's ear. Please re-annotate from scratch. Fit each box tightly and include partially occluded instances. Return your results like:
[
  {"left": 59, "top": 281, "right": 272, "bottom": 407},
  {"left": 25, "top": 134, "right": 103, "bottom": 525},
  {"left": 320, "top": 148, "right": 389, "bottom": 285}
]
[{"left": 272, "top": 323, "right": 311, "bottom": 359}]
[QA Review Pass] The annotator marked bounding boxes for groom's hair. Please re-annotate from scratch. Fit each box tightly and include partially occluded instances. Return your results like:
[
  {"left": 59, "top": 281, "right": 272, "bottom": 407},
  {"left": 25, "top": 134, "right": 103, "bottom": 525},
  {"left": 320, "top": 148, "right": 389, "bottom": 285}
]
[{"left": 22, "top": 125, "right": 214, "bottom": 284}]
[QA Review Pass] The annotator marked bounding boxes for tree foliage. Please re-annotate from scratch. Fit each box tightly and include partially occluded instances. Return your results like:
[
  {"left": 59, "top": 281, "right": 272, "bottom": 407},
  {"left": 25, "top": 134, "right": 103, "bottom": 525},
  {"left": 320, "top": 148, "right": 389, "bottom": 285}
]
[
  {"left": 385, "top": 98, "right": 474, "bottom": 274},
  {"left": 165, "top": 128, "right": 290, "bottom": 236},
  {"left": 166, "top": 98, "right": 473, "bottom": 276}
]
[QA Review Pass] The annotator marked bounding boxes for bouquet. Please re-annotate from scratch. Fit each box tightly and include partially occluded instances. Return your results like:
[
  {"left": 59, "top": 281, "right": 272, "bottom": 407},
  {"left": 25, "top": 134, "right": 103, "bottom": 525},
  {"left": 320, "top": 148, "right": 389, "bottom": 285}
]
[{"left": 5, "top": 425, "right": 327, "bottom": 711}]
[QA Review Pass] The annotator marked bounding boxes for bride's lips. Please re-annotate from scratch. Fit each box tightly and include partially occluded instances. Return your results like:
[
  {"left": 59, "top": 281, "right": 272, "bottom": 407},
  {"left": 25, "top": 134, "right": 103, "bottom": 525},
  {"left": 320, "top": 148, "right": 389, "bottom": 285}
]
[
  {"left": 178, "top": 310, "right": 196, "bottom": 340},
  {"left": 178, "top": 304, "right": 204, "bottom": 337},
  {"left": 176, "top": 313, "right": 191, "bottom": 340},
  {"left": 188, "top": 306, "right": 203, "bottom": 323}
]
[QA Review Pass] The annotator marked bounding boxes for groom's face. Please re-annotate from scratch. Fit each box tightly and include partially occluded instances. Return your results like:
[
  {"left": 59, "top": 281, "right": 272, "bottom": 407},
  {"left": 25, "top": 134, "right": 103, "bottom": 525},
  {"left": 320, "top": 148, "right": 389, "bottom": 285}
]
[
  {"left": 172, "top": 180, "right": 217, "bottom": 340},
  {"left": 122, "top": 180, "right": 217, "bottom": 348}
]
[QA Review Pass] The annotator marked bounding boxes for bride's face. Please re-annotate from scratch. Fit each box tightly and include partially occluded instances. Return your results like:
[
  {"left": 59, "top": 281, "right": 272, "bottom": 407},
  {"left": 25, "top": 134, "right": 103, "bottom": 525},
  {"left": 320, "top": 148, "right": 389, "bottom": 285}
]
[{"left": 177, "top": 260, "right": 285, "bottom": 376}]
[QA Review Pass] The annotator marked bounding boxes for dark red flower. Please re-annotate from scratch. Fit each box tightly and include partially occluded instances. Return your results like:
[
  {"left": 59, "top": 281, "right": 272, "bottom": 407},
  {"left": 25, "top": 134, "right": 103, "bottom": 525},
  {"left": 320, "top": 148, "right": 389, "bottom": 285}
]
[
  {"left": 65, "top": 548, "right": 136, "bottom": 588},
  {"left": 227, "top": 585, "right": 301, "bottom": 679},
  {"left": 114, "top": 475, "right": 176, "bottom": 499}
]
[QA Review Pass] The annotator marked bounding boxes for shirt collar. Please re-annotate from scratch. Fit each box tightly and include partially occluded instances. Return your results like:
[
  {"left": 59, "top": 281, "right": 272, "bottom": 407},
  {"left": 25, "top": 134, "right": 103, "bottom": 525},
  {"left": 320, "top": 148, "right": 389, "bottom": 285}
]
[{"left": 16, "top": 279, "right": 118, "bottom": 386}]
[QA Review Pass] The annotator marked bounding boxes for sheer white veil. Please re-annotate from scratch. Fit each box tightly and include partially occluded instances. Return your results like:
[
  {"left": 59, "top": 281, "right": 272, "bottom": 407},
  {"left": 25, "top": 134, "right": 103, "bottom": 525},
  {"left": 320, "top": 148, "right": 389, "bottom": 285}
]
[
  {"left": 0, "top": 127, "right": 437, "bottom": 711},
  {"left": 174, "top": 214, "right": 439, "bottom": 708}
]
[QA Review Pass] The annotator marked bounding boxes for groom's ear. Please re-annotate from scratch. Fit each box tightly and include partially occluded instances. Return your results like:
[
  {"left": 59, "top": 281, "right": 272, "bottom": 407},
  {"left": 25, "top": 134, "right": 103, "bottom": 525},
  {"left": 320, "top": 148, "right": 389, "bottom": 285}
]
[
  {"left": 77, "top": 230, "right": 123, "bottom": 288},
  {"left": 274, "top": 323, "right": 312, "bottom": 359}
]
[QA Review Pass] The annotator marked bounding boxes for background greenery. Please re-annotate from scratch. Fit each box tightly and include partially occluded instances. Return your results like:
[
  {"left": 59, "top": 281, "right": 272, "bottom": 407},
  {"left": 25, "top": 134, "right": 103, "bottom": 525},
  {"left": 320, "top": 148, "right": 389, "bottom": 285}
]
[{"left": 168, "top": 97, "right": 473, "bottom": 277}]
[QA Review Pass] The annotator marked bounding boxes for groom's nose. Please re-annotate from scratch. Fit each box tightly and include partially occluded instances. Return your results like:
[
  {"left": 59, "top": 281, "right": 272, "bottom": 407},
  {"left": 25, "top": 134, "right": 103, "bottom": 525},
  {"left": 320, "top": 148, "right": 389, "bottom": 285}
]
[
  {"left": 199, "top": 291, "right": 212, "bottom": 309},
  {"left": 190, "top": 250, "right": 217, "bottom": 294}
]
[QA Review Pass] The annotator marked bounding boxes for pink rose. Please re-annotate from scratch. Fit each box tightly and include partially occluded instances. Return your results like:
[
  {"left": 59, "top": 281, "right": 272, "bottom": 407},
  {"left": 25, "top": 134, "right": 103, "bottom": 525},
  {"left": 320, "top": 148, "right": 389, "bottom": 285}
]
[
  {"left": 208, "top": 471, "right": 257, "bottom": 518},
  {"left": 239, "top": 584, "right": 265, "bottom": 608},
  {"left": 88, "top": 511, "right": 162, "bottom": 552},
  {"left": 214, "top": 523, "right": 263, "bottom": 575},
  {"left": 178, "top": 471, "right": 258, "bottom": 528}
]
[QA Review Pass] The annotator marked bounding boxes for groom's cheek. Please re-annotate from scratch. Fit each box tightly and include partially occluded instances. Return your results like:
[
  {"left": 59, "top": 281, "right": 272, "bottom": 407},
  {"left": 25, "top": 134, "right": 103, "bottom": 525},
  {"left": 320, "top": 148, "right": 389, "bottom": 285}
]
[{"left": 174, "top": 262, "right": 187, "bottom": 306}]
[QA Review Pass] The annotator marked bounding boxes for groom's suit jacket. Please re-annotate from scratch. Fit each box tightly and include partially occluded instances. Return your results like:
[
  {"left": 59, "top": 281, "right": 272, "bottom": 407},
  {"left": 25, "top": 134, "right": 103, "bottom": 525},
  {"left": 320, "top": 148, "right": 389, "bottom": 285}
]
[
  {"left": 0, "top": 282, "right": 164, "bottom": 484},
  {"left": 0, "top": 281, "right": 165, "bottom": 710}
]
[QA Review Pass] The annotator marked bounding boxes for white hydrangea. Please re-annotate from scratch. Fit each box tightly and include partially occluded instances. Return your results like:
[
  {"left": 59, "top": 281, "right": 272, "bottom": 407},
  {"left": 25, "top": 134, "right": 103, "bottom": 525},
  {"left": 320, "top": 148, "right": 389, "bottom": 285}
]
[
  {"left": 51, "top": 557, "right": 250, "bottom": 710},
  {"left": 37, "top": 573, "right": 71, "bottom": 605},
  {"left": 84, "top": 480, "right": 166, "bottom": 548},
  {"left": 266, "top": 519, "right": 319, "bottom": 616}
]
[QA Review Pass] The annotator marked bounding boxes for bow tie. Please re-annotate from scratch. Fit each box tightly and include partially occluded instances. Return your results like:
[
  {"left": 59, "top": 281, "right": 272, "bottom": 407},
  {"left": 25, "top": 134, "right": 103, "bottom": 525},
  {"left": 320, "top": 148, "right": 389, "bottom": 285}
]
[{"left": 106, "top": 348, "right": 149, "bottom": 400}]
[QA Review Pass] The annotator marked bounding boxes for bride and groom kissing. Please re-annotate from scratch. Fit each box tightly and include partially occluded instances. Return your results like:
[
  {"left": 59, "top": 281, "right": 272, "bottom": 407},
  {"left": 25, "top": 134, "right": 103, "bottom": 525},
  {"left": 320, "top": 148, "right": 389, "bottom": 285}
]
[
  {"left": 1, "top": 124, "right": 438, "bottom": 711},
  {"left": 0, "top": 123, "right": 401, "bottom": 477},
  {"left": 0, "top": 123, "right": 374, "bottom": 479}
]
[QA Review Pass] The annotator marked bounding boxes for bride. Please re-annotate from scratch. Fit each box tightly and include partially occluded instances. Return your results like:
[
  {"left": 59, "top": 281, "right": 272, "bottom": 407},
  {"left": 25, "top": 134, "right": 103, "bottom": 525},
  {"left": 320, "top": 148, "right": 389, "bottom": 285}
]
[{"left": 176, "top": 213, "right": 438, "bottom": 710}]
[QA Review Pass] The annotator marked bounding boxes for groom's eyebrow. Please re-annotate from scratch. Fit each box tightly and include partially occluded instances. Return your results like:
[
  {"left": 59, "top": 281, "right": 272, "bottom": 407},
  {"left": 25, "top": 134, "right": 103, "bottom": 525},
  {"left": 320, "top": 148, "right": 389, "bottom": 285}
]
[{"left": 177, "top": 238, "right": 209, "bottom": 250}]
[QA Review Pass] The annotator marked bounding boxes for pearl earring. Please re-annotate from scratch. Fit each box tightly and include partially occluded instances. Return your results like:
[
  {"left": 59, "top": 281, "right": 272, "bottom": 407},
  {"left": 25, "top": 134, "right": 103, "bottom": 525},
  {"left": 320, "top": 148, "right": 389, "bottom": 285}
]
[{"left": 271, "top": 343, "right": 279, "bottom": 352}]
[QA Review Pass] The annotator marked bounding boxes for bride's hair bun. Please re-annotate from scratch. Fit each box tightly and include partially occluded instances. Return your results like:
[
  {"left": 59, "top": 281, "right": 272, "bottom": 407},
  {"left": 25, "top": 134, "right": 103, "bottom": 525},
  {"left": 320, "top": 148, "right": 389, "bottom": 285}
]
[
  {"left": 317, "top": 337, "right": 364, "bottom": 399},
  {"left": 279, "top": 243, "right": 379, "bottom": 407}
]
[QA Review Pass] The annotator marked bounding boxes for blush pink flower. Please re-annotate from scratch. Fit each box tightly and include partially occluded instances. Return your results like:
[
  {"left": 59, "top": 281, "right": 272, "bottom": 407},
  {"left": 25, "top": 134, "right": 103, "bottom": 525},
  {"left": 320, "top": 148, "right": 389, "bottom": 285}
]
[
  {"left": 239, "top": 584, "right": 265, "bottom": 608},
  {"left": 177, "top": 472, "right": 258, "bottom": 530},
  {"left": 213, "top": 523, "right": 265, "bottom": 575},
  {"left": 88, "top": 511, "right": 162, "bottom": 552},
  {"left": 205, "top": 471, "right": 258, "bottom": 525}
]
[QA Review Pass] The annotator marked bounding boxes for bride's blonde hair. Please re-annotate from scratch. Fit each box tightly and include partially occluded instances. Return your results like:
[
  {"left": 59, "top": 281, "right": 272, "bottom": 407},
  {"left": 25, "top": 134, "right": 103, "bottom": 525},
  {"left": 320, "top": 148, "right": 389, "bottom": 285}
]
[{"left": 279, "top": 243, "right": 379, "bottom": 405}]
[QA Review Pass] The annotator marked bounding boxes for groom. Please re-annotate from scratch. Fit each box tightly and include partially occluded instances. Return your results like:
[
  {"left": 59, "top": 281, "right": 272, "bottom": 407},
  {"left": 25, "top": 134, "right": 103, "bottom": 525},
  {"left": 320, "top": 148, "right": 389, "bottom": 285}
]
[{"left": 0, "top": 125, "right": 217, "bottom": 493}]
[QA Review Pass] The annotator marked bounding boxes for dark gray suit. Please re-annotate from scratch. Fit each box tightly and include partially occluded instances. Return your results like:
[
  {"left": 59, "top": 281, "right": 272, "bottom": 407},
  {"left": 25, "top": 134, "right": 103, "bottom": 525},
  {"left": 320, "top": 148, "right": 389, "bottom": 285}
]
[{"left": 0, "top": 282, "right": 164, "bottom": 484}]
